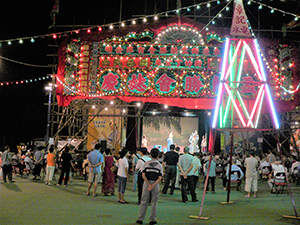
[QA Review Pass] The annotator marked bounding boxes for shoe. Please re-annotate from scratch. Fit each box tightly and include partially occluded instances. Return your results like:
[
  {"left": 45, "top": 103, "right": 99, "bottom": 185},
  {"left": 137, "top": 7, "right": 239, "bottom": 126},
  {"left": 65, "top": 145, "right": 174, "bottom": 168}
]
[
  {"left": 245, "top": 195, "right": 250, "bottom": 198},
  {"left": 9, "top": 181, "right": 15, "bottom": 183},
  {"left": 48, "top": 183, "right": 52, "bottom": 186},
  {"left": 136, "top": 220, "right": 143, "bottom": 224},
  {"left": 212, "top": 191, "right": 215, "bottom": 194},
  {"left": 93, "top": 194, "right": 98, "bottom": 197},
  {"left": 57, "top": 184, "right": 61, "bottom": 186},
  {"left": 45, "top": 182, "right": 48, "bottom": 185},
  {"left": 1, "top": 181, "right": 7, "bottom": 184},
  {"left": 183, "top": 201, "right": 187, "bottom": 203},
  {"left": 149, "top": 220, "right": 157, "bottom": 224},
  {"left": 86, "top": 193, "right": 90, "bottom": 196},
  {"left": 120, "top": 200, "right": 129, "bottom": 204},
  {"left": 192, "top": 199, "right": 199, "bottom": 202},
  {"left": 137, "top": 202, "right": 140, "bottom": 205},
  {"left": 170, "top": 192, "right": 174, "bottom": 195}
]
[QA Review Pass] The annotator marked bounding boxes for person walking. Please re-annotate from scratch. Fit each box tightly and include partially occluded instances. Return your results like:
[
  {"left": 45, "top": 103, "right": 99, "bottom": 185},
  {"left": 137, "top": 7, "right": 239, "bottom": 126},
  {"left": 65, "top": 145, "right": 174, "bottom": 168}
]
[
  {"left": 135, "top": 147, "right": 151, "bottom": 204},
  {"left": 178, "top": 146, "right": 198, "bottom": 203},
  {"left": 57, "top": 146, "right": 73, "bottom": 187},
  {"left": 45, "top": 146, "right": 56, "bottom": 185},
  {"left": 1, "top": 146, "right": 14, "bottom": 183},
  {"left": 244, "top": 151, "right": 259, "bottom": 198},
  {"left": 162, "top": 144, "right": 179, "bottom": 195},
  {"left": 136, "top": 148, "right": 163, "bottom": 225},
  {"left": 86, "top": 143, "right": 104, "bottom": 197}
]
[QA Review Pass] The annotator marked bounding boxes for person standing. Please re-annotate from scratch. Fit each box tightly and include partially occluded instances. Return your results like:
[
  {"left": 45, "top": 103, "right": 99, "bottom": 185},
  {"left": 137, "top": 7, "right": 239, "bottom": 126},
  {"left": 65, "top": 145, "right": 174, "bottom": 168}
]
[
  {"left": 135, "top": 147, "right": 151, "bottom": 204},
  {"left": 45, "top": 146, "right": 56, "bottom": 185},
  {"left": 86, "top": 143, "right": 104, "bottom": 196},
  {"left": 33, "top": 146, "right": 45, "bottom": 180},
  {"left": 57, "top": 146, "right": 73, "bottom": 186},
  {"left": 132, "top": 148, "right": 142, "bottom": 192},
  {"left": 204, "top": 156, "right": 217, "bottom": 194},
  {"left": 191, "top": 153, "right": 201, "bottom": 190},
  {"left": 136, "top": 148, "right": 162, "bottom": 225},
  {"left": 116, "top": 148, "right": 129, "bottom": 203},
  {"left": 102, "top": 148, "right": 115, "bottom": 196},
  {"left": 178, "top": 146, "right": 198, "bottom": 203},
  {"left": 162, "top": 144, "right": 179, "bottom": 195},
  {"left": 1, "top": 146, "right": 14, "bottom": 183},
  {"left": 244, "top": 151, "right": 259, "bottom": 198}
]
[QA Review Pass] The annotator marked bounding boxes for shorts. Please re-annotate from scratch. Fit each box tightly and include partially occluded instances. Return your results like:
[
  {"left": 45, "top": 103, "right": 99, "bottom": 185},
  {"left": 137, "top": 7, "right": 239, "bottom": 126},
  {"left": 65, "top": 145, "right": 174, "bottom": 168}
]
[
  {"left": 117, "top": 176, "right": 127, "bottom": 194},
  {"left": 88, "top": 172, "right": 101, "bottom": 183}
]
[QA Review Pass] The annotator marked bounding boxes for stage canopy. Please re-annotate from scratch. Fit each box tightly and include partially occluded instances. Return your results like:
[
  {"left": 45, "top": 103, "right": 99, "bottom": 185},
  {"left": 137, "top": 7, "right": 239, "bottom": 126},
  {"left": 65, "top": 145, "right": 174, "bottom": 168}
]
[{"left": 56, "top": 17, "right": 300, "bottom": 113}]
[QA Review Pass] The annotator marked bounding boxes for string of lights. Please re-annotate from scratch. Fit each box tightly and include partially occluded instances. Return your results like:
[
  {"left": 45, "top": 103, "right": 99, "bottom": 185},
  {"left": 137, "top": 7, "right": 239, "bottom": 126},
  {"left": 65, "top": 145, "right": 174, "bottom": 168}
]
[
  {"left": 0, "top": 75, "right": 51, "bottom": 86},
  {"left": 0, "top": 0, "right": 298, "bottom": 46}
]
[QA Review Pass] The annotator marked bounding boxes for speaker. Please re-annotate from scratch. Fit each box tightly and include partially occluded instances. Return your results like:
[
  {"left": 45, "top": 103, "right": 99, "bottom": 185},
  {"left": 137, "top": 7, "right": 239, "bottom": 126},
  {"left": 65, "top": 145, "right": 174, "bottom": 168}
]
[{"left": 100, "top": 140, "right": 107, "bottom": 151}]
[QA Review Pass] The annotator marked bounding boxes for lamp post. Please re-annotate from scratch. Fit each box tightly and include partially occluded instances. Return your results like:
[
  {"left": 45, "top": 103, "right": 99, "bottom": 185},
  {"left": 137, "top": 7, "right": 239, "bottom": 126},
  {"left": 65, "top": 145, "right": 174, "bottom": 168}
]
[{"left": 45, "top": 83, "right": 53, "bottom": 143}]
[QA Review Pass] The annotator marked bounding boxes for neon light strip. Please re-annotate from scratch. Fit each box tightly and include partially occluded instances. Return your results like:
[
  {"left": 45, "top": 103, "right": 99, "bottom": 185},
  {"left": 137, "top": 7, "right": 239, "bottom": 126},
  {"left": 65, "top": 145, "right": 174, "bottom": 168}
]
[
  {"left": 264, "top": 84, "right": 280, "bottom": 129},
  {"left": 253, "top": 39, "right": 280, "bottom": 129},
  {"left": 224, "top": 83, "right": 247, "bottom": 127},
  {"left": 224, "top": 40, "right": 242, "bottom": 80},
  {"left": 212, "top": 38, "right": 231, "bottom": 128},
  {"left": 243, "top": 41, "right": 263, "bottom": 81},
  {"left": 254, "top": 39, "right": 267, "bottom": 81},
  {"left": 236, "top": 91, "right": 254, "bottom": 127},
  {"left": 247, "top": 84, "right": 264, "bottom": 127},
  {"left": 255, "top": 91, "right": 265, "bottom": 128},
  {"left": 212, "top": 83, "right": 224, "bottom": 128},
  {"left": 220, "top": 38, "right": 230, "bottom": 80}
]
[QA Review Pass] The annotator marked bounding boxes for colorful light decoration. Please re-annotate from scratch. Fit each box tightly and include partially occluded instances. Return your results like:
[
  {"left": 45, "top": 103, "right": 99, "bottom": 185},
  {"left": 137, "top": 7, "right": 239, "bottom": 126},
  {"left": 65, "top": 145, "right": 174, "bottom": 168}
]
[{"left": 212, "top": 38, "right": 280, "bottom": 130}]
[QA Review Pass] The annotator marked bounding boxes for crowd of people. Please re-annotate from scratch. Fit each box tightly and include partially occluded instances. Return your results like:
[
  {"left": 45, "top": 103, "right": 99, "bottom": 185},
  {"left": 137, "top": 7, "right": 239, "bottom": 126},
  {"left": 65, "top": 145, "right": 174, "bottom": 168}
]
[{"left": 1, "top": 143, "right": 300, "bottom": 224}]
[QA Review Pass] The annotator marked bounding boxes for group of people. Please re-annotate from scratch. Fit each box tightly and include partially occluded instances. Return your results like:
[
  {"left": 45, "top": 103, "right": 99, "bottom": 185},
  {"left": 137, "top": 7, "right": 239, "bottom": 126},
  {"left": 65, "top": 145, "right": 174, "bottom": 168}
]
[{"left": 2, "top": 142, "right": 300, "bottom": 225}]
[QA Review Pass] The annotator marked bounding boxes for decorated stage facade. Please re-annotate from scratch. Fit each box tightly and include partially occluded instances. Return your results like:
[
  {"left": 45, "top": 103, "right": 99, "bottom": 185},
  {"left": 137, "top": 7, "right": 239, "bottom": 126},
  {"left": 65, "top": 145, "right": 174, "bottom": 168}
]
[{"left": 56, "top": 17, "right": 299, "bottom": 113}]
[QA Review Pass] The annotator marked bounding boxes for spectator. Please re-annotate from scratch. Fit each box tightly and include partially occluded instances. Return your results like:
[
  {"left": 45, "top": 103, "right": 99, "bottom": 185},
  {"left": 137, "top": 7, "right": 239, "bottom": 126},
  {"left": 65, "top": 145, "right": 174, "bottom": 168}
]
[
  {"left": 204, "top": 155, "right": 216, "bottom": 194},
  {"left": 57, "top": 146, "right": 73, "bottom": 187},
  {"left": 45, "top": 146, "right": 56, "bottom": 185},
  {"left": 178, "top": 146, "right": 198, "bottom": 202},
  {"left": 102, "top": 148, "right": 115, "bottom": 196},
  {"left": 136, "top": 148, "right": 162, "bottom": 225},
  {"left": 135, "top": 147, "right": 151, "bottom": 204},
  {"left": 268, "top": 158, "right": 285, "bottom": 194},
  {"left": 33, "top": 146, "right": 45, "bottom": 180},
  {"left": 1, "top": 146, "right": 14, "bottom": 183},
  {"left": 86, "top": 143, "right": 104, "bottom": 197},
  {"left": 162, "top": 144, "right": 179, "bottom": 195},
  {"left": 244, "top": 151, "right": 259, "bottom": 198},
  {"left": 116, "top": 148, "right": 129, "bottom": 204},
  {"left": 226, "top": 157, "right": 244, "bottom": 191}
]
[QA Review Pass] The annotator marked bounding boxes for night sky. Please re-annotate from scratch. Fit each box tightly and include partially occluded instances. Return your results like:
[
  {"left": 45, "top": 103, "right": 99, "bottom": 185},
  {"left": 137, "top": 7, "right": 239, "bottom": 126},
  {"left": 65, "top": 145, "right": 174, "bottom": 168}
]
[{"left": 0, "top": 0, "right": 299, "bottom": 149}]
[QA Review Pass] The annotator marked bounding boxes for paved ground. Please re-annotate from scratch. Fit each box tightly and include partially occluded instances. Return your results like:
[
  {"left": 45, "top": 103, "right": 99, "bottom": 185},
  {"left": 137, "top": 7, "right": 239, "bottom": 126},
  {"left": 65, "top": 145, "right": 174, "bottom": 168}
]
[{"left": 1, "top": 173, "right": 300, "bottom": 225}]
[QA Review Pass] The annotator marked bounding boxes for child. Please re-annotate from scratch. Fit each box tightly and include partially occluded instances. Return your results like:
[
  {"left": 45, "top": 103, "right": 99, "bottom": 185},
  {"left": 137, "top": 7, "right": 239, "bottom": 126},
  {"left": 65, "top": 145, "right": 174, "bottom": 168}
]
[{"left": 136, "top": 148, "right": 162, "bottom": 225}]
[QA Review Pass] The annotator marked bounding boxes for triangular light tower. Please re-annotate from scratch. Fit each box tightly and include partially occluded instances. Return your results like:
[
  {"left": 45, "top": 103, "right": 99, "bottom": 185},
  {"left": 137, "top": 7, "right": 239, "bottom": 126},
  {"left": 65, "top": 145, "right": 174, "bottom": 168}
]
[{"left": 212, "top": 0, "right": 279, "bottom": 130}]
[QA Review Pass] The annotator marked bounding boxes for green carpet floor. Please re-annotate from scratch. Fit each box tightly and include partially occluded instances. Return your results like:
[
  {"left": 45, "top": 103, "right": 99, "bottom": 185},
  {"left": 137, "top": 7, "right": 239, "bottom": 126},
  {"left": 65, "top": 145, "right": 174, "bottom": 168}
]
[{"left": 1, "top": 173, "right": 300, "bottom": 225}]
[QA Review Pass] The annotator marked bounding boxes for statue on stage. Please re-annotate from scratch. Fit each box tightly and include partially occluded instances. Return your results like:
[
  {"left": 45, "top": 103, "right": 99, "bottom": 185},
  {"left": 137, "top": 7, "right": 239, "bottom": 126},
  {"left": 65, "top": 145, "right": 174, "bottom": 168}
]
[{"left": 189, "top": 130, "right": 199, "bottom": 154}]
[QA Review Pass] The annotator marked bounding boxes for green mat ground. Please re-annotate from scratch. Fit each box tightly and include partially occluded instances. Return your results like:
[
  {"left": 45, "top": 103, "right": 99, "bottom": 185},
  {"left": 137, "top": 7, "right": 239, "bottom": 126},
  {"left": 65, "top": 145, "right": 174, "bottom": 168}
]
[{"left": 1, "top": 173, "right": 300, "bottom": 225}]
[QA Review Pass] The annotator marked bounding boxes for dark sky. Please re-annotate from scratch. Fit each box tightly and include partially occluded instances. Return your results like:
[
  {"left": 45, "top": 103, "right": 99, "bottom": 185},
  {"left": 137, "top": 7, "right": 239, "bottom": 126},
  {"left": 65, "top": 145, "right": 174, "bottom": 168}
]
[{"left": 0, "top": 0, "right": 299, "bottom": 148}]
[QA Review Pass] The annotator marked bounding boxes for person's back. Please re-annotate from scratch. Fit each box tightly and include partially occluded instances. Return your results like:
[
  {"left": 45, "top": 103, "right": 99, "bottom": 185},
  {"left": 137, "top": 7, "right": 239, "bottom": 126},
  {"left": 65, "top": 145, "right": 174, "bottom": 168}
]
[{"left": 245, "top": 156, "right": 258, "bottom": 177}]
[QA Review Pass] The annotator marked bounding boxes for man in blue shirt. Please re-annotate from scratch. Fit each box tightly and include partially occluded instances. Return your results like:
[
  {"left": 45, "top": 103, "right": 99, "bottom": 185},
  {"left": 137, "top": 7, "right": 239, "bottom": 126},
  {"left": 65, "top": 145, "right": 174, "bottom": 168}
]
[{"left": 86, "top": 143, "right": 104, "bottom": 197}]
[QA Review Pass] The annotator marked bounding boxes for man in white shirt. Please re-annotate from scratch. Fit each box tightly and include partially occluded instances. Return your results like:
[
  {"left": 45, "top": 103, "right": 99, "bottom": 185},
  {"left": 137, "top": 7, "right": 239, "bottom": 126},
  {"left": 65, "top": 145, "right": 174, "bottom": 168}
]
[{"left": 268, "top": 158, "right": 285, "bottom": 193}]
